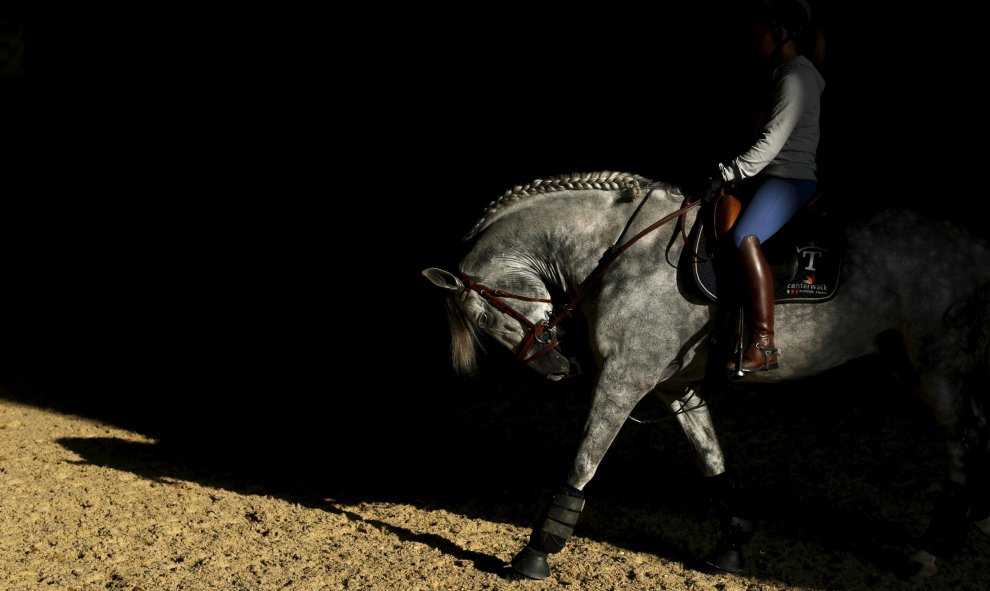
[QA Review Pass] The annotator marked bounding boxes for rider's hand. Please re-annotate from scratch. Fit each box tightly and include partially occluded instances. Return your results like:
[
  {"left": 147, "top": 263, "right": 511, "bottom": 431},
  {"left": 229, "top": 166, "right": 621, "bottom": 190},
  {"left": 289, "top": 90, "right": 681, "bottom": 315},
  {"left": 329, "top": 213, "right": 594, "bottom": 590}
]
[{"left": 700, "top": 166, "right": 725, "bottom": 203}]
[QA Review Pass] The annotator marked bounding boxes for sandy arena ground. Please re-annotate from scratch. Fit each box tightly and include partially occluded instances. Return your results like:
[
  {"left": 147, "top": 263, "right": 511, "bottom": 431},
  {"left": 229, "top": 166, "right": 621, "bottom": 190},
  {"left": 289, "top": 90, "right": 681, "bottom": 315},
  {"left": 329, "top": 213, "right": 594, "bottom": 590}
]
[{"left": 2, "top": 365, "right": 989, "bottom": 591}]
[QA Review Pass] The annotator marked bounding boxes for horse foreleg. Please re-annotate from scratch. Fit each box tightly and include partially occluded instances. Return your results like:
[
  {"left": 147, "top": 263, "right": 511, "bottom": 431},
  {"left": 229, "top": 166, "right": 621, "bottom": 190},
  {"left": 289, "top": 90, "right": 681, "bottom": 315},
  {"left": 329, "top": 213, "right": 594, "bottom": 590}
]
[
  {"left": 509, "top": 369, "right": 653, "bottom": 580},
  {"left": 659, "top": 385, "right": 753, "bottom": 572}
]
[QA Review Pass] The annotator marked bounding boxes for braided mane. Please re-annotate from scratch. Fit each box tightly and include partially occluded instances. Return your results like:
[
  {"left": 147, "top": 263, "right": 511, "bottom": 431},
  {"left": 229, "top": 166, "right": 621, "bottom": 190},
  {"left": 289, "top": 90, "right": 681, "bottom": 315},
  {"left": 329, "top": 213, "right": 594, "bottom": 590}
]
[{"left": 464, "top": 171, "right": 672, "bottom": 240}]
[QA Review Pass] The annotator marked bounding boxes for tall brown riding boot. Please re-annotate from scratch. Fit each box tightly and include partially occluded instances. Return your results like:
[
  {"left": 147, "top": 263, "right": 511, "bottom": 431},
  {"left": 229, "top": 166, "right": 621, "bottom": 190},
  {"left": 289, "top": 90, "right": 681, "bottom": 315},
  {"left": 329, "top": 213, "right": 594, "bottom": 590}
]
[{"left": 728, "top": 235, "right": 779, "bottom": 373}]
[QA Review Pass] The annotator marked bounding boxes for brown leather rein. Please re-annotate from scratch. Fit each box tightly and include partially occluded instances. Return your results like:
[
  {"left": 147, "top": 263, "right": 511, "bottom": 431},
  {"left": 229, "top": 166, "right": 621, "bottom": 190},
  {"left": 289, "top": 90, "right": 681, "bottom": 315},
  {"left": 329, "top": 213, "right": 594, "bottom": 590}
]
[{"left": 457, "top": 195, "right": 703, "bottom": 364}]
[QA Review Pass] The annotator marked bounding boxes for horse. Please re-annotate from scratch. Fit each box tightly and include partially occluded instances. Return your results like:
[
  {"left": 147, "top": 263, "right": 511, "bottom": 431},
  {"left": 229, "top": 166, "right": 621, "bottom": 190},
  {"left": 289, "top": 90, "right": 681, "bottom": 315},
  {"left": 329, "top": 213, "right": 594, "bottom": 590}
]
[{"left": 421, "top": 171, "right": 990, "bottom": 581}]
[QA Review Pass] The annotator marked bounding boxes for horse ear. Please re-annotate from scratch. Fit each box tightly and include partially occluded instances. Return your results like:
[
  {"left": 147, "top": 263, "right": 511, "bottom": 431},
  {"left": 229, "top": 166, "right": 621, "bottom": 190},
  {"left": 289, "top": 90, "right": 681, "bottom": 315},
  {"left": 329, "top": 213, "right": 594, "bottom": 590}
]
[{"left": 421, "top": 268, "right": 465, "bottom": 294}]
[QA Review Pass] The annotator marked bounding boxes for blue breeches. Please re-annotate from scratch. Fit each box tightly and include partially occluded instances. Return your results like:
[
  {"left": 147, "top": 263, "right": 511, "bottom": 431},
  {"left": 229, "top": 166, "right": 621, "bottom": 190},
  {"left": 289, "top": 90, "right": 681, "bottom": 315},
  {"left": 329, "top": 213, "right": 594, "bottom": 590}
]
[{"left": 733, "top": 177, "right": 817, "bottom": 248}]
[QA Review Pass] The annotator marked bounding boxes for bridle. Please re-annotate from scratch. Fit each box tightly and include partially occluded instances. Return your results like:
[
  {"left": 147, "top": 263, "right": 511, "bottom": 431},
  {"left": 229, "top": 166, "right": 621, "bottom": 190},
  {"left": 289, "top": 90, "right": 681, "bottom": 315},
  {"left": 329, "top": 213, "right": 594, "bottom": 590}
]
[
  {"left": 457, "top": 192, "right": 703, "bottom": 364},
  {"left": 455, "top": 274, "right": 562, "bottom": 364}
]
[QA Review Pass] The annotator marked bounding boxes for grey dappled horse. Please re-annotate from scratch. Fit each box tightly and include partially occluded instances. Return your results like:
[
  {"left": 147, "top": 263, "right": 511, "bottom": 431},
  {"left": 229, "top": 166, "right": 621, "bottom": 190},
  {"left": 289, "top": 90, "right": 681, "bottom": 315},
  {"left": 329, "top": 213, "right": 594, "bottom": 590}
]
[{"left": 422, "top": 171, "right": 990, "bottom": 581}]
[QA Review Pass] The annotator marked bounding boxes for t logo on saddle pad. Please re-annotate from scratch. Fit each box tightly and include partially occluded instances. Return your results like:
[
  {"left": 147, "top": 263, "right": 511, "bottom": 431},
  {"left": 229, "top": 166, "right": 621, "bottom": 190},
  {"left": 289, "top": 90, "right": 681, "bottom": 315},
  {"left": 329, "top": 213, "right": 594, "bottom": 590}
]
[{"left": 775, "top": 243, "right": 839, "bottom": 302}]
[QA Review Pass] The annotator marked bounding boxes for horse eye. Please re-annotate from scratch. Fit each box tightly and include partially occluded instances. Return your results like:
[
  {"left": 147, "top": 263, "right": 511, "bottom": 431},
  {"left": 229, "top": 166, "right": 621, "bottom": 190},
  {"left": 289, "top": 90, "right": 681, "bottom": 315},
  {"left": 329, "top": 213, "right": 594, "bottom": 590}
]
[{"left": 478, "top": 312, "right": 490, "bottom": 327}]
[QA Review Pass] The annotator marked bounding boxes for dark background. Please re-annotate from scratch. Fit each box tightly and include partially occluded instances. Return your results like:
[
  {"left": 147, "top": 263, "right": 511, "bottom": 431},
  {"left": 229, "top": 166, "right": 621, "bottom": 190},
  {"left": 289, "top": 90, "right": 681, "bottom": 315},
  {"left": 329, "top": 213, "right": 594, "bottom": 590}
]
[
  {"left": 4, "top": 5, "right": 990, "bottom": 585},
  {"left": 1, "top": 1, "right": 982, "bottom": 495}
]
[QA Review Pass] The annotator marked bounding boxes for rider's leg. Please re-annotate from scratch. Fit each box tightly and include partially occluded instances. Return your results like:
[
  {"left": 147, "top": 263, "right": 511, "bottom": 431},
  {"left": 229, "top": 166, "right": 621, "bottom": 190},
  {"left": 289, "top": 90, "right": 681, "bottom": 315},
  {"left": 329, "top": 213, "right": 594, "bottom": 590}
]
[{"left": 726, "top": 177, "right": 816, "bottom": 373}]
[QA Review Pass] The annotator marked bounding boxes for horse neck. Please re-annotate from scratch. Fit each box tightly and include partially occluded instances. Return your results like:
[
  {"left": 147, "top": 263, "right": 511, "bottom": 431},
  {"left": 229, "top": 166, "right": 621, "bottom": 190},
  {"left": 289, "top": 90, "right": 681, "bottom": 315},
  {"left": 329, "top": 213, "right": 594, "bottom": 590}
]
[{"left": 462, "top": 190, "right": 685, "bottom": 296}]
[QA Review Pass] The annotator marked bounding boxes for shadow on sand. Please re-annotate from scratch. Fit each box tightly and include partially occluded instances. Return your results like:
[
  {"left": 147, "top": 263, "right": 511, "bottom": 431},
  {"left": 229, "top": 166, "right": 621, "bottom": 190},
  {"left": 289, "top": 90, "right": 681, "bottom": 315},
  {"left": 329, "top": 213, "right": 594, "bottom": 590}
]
[{"left": 5, "top": 340, "right": 985, "bottom": 591}]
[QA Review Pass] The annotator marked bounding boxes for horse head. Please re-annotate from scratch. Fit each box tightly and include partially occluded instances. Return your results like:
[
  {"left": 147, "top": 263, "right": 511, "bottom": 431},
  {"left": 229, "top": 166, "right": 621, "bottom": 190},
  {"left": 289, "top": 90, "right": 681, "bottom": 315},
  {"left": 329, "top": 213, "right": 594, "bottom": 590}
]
[{"left": 421, "top": 267, "right": 572, "bottom": 381}]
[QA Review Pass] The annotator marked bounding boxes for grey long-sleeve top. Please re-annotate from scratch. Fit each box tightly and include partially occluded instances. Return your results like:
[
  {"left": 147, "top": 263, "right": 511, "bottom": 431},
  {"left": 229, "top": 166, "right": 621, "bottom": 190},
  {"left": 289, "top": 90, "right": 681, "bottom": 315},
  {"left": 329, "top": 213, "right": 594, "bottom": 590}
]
[{"left": 719, "top": 54, "right": 826, "bottom": 182}]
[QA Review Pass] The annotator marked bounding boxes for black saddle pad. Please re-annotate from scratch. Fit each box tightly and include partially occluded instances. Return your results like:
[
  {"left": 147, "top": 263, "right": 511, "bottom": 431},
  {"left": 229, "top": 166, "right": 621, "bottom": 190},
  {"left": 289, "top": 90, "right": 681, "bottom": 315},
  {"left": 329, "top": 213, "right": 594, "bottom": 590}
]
[{"left": 689, "top": 211, "right": 844, "bottom": 304}]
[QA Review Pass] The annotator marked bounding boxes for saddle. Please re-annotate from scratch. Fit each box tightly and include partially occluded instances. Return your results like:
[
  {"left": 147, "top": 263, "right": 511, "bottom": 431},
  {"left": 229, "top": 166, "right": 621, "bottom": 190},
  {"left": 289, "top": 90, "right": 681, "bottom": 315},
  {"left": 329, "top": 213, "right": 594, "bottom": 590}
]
[{"left": 685, "top": 187, "right": 844, "bottom": 305}]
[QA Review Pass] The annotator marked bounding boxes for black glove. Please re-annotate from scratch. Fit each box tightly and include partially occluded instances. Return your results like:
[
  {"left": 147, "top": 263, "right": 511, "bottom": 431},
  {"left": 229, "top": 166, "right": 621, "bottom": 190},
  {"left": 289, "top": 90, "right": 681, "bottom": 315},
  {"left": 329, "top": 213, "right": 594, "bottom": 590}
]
[{"left": 700, "top": 167, "right": 725, "bottom": 203}]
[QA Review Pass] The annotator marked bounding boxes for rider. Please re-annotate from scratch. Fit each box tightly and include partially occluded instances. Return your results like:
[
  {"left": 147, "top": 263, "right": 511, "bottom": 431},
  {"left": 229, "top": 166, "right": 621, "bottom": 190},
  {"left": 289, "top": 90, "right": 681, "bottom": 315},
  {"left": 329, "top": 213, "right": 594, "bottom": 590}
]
[{"left": 705, "top": 0, "right": 825, "bottom": 373}]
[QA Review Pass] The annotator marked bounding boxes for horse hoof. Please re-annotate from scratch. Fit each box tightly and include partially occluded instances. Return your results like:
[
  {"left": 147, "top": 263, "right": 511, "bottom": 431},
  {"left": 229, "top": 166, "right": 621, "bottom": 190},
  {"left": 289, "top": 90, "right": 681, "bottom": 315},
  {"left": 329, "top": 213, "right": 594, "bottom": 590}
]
[
  {"left": 510, "top": 546, "right": 550, "bottom": 580},
  {"left": 903, "top": 549, "right": 938, "bottom": 580},
  {"left": 973, "top": 515, "right": 990, "bottom": 538},
  {"left": 705, "top": 544, "right": 745, "bottom": 572}
]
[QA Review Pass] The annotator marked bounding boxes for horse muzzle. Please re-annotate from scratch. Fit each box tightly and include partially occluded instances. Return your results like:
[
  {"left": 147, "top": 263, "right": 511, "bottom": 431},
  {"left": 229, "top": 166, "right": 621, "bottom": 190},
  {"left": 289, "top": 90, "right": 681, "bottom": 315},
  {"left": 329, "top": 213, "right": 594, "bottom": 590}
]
[{"left": 527, "top": 345, "right": 572, "bottom": 381}]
